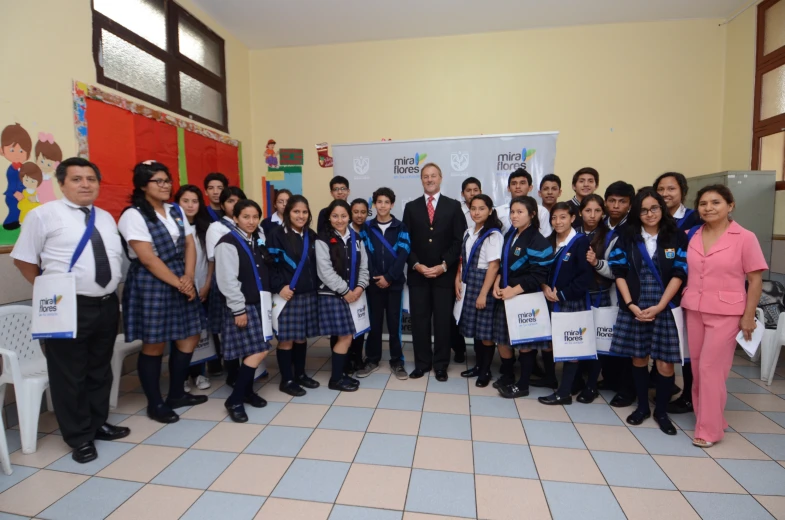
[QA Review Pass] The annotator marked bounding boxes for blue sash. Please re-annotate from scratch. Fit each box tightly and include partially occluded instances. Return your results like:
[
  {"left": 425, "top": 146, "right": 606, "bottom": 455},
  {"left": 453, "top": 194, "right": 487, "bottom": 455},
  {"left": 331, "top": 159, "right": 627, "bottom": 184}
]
[
  {"left": 231, "top": 230, "right": 265, "bottom": 293},
  {"left": 207, "top": 207, "right": 220, "bottom": 222},
  {"left": 371, "top": 227, "right": 397, "bottom": 259},
  {"left": 501, "top": 228, "right": 518, "bottom": 288},
  {"left": 461, "top": 229, "right": 497, "bottom": 283},
  {"left": 69, "top": 207, "right": 96, "bottom": 271},
  {"left": 677, "top": 209, "right": 694, "bottom": 230},
  {"left": 551, "top": 233, "right": 587, "bottom": 312},
  {"left": 349, "top": 227, "right": 358, "bottom": 290},
  {"left": 290, "top": 232, "right": 311, "bottom": 290}
]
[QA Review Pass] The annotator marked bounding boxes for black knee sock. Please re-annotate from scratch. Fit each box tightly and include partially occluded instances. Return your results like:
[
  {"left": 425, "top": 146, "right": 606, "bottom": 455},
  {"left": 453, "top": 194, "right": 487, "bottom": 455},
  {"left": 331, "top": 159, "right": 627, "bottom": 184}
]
[
  {"left": 649, "top": 362, "right": 660, "bottom": 385},
  {"left": 516, "top": 350, "right": 536, "bottom": 388},
  {"left": 472, "top": 341, "right": 483, "bottom": 370},
  {"left": 168, "top": 348, "right": 194, "bottom": 401},
  {"left": 558, "top": 362, "right": 579, "bottom": 398},
  {"left": 479, "top": 344, "right": 494, "bottom": 377},
  {"left": 500, "top": 355, "right": 514, "bottom": 378},
  {"left": 225, "top": 358, "right": 240, "bottom": 385},
  {"left": 227, "top": 363, "right": 256, "bottom": 406},
  {"left": 277, "top": 349, "right": 294, "bottom": 382},
  {"left": 632, "top": 365, "right": 651, "bottom": 413},
  {"left": 293, "top": 341, "right": 307, "bottom": 377},
  {"left": 682, "top": 362, "right": 693, "bottom": 402},
  {"left": 586, "top": 359, "right": 602, "bottom": 390},
  {"left": 188, "top": 364, "right": 203, "bottom": 380},
  {"left": 655, "top": 372, "right": 675, "bottom": 417},
  {"left": 138, "top": 353, "right": 164, "bottom": 408},
  {"left": 542, "top": 350, "right": 556, "bottom": 382},
  {"left": 331, "top": 352, "right": 347, "bottom": 382}
]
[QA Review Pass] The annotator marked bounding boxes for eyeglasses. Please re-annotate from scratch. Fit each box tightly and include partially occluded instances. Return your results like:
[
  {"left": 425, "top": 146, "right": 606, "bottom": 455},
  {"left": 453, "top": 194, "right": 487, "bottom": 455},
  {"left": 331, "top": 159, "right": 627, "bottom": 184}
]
[
  {"left": 331, "top": 187, "right": 348, "bottom": 193},
  {"left": 639, "top": 206, "right": 661, "bottom": 216},
  {"left": 148, "top": 178, "right": 173, "bottom": 187}
]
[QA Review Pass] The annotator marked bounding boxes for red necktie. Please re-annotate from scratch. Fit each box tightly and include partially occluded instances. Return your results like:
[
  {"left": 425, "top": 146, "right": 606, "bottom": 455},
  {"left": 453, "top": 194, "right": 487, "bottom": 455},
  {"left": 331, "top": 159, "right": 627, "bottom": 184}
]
[{"left": 427, "top": 196, "right": 435, "bottom": 224}]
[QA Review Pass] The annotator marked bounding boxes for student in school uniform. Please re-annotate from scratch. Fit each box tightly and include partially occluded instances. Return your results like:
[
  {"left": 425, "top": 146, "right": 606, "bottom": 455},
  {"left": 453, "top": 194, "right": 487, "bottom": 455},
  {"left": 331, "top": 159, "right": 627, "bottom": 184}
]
[
  {"left": 203, "top": 172, "right": 229, "bottom": 222},
  {"left": 493, "top": 196, "right": 553, "bottom": 397},
  {"left": 317, "top": 176, "right": 351, "bottom": 233},
  {"left": 344, "top": 198, "right": 371, "bottom": 374},
  {"left": 268, "top": 195, "right": 321, "bottom": 397},
  {"left": 261, "top": 188, "right": 291, "bottom": 237},
  {"left": 568, "top": 167, "right": 599, "bottom": 212},
  {"left": 538, "top": 174, "right": 562, "bottom": 214},
  {"left": 460, "top": 177, "right": 482, "bottom": 229},
  {"left": 118, "top": 161, "right": 207, "bottom": 424},
  {"left": 214, "top": 200, "right": 271, "bottom": 422},
  {"left": 174, "top": 185, "right": 213, "bottom": 392},
  {"left": 455, "top": 194, "right": 503, "bottom": 387},
  {"left": 316, "top": 199, "right": 370, "bottom": 392},
  {"left": 358, "top": 187, "right": 410, "bottom": 380},
  {"left": 608, "top": 187, "right": 688, "bottom": 435},
  {"left": 496, "top": 168, "right": 552, "bottom": 238}
]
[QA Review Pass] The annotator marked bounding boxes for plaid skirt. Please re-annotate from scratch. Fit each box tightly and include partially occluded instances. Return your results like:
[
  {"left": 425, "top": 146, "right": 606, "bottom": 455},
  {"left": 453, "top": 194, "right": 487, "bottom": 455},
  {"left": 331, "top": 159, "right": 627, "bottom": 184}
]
[
  {"left": 609, "top": 263, "right": 681, "bottom": 363},
  {"left": 318, "top": 294, "right": 355, "bottom": 337},
  {"left": 123, "top": 262, "right": 204, "bottom": 344},
  {"left": 221, "top": 303, "right": 272, "bottom": 361},
  {"left": 589, "top": 289, "right": 612, "bottom": 308},
  {"left": 207, "top": 277, "right": 224, "bottom": 334},
  {"left": 459, "top": 266, "right": 496, "bottom": 341},
  {"left": 492, "top": 301, "right": 550, "bottom": 349},
  {"left": 276, "top": 291, "right": 320, "bottom": 341}
]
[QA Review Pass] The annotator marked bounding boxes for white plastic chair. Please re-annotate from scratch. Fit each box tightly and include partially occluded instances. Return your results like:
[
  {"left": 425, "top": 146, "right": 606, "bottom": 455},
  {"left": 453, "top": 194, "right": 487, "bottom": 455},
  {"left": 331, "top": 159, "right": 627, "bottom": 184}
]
[
  {"left": 0, "top": 404, "right": 11, "bottom": 475},
  {"left": 109, "top": 336, "right": 142, "bottom": 409},
  {"left": 761, "top": 312, "right": 785, "bottom": 385},
  {"left": 0, "top": 306, "right": 51, "bottom": 454}
]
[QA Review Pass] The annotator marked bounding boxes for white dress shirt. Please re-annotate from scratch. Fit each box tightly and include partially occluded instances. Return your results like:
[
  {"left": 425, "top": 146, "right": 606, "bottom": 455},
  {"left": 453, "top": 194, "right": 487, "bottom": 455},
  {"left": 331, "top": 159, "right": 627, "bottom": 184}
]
[
  {"left": 460, "top": 200, "right": 474, "bottom": 229},
  {"left": 641, "top": 228, "right": 658, "bottom": 258},
  {"left": 11, "top": 198, "right": 125, "bottom": 296},
  {"left": 672, "top": 204, "right": 687, "bottom": 219},
  {"left": 271, "top": 212, "right": 283, "bottom": 224},
  {"left": 424, "top": 192, "right": 441, "bottom": 210},
  {"left": 463, "top": 227, "right": 503, "bottom": 269},
  {"left": 117, "top": 204, "right": 193, "bottom": 260},
  {"left": 497, "top": 203, "right": 552, "bottom": 238},
  {"left": 205, "top": 217, "right": 235, "bottom": 261},
  {"left": 193, "top": 232, "right": 208, "bottom": 291},
  {"left": 555, "top": 228, "right": 578, "bottom": 251}
]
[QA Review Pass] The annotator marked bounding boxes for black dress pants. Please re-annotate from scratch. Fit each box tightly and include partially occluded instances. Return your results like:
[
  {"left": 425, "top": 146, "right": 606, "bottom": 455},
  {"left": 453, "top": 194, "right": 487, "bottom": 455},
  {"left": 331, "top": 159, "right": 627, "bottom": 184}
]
[
  {"left": 409, "top": 282, "right": 453, "bottom": 371},
  {"left": 44, "top": 293, "right": 119, "bottom": 448},
  {"left": 365, "top": 285, "right": 404, "bottom": 365}
]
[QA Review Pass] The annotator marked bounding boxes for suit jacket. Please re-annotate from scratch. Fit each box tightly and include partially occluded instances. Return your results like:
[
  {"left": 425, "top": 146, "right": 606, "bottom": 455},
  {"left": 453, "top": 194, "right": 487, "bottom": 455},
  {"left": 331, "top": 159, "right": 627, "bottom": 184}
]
[{"left": 403, "top": 194, "right": 466, "bottom": 287}]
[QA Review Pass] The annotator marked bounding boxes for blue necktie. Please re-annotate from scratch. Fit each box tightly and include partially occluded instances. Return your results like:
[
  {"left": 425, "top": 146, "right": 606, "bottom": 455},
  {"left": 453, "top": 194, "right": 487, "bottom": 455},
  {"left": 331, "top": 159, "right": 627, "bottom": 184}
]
[{"left": 79, "top": 207, "right": 111, "bottom": 288}]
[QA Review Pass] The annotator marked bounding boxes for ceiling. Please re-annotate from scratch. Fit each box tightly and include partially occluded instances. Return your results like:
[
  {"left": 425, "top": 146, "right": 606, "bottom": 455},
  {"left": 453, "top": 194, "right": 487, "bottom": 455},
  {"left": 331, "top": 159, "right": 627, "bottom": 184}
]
[{"left": 192, "top": 0, "right": 751, "bottom": 50}]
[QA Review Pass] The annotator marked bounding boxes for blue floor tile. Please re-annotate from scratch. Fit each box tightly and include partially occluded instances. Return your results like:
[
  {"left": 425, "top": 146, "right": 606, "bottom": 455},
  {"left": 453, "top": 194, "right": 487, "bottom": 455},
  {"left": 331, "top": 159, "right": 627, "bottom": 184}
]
[
  {"left": 142, "top": 419, "right": 218, "bottom": 448},
  {"left": 426, "top": 376, "right": 469, "bottom": 395},
  {"left": 47, "top": 439, "right": 134, "bottom": 475},
  {"left": 181, "top": 491, "right": 266, "bottom": 520},
  {"left": 329, "top": 505, "right": 403, "bottom": 520},
  {"left": 683, "top": 492, "right": 775, "bottom": 520},
  {"left": 151, "top": 449, "right": 237, "bottom": 489},
  {"left": 0, "top": 465, "right": 37, "bottom": 493},
  {"left": 318, "top": 406, "right": 375, "bottom": 431},
  {"left": 726, "top": 379, "right": 771, "bottom": 394},
  {"left": 542, "top": 481, "right": 626, "bottom": 520},
  {"left": 3, "top": 430, "right": 44, "bottom": 455},
  {"left": 565, "top": 404, "right": 624, "bottom": 426},
  {"left": 354, "top": 433, "right": 416, "bottom": 467},
  {"left": 271, "top": 459, "right": 350, "bottom": 503},
  {"left": 631, "top": 429, "right": 708, "bottom": 457},
  {"left": 473, "top": 441, "right": 538, "bottom": 479},
  {"left": 107, "top": 413, "right": 131, "bottom": 424},
  {"left": 0, "top": 513, "right": 32, "bottom": 520},
  {"left": 669, "top": 412, "right": 697, "bottom": 431},
  {"left": 359, "top": 373, "right": 392, "bottom": 389},
  {"left": 378, "top": 390, "right": 425, "bottom": 411},
  {"left": 291, "top": 386, "right": 339, "bottom": 405},
  {"left": 725, "top": 394, "right": 756, "bottom": 411},
  {"left": 469, "top": 396, "right": 519, "bottom": 418},
  {"left": 419, "top": 412, "right": 472, "bottom": 440},
  {"left": 763, "top": 412, "right": 785, "bottom": 429},
  {"left": 717, "top": 459, "right": 785, "bottom": 495},
  {"left": 38, "top": 477, "right": 142, "bottom": 520},
  {"left": 225, "top": 401, "right": 286, "bottom": 425},
  {"left": 742, "top": 433, "right": 785, "bottom": 460},
  {"left": 405, "top": 469, "right": 476, "bottom": 518},
  {"left": 591, "top": 451, "right": 675, "bottom": 490},
  {"left": 731, "top": 366, "right": 768, "bottom": 379},
  {"left": 523, "top": 420, "right": 585, "bottom": 449},
  {"left": 243, "top": 426, "right": 313, "bottom": 457},
  {"left": 208, "top": 385, "right": 234, "bottom": 399}
]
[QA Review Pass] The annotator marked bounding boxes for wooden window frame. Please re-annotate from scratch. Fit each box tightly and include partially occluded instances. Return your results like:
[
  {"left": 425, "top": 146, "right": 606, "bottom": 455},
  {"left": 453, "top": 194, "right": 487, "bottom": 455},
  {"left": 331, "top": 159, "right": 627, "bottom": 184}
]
[{"left": 91, "top": 0, "right": 229, "bottom": 133}]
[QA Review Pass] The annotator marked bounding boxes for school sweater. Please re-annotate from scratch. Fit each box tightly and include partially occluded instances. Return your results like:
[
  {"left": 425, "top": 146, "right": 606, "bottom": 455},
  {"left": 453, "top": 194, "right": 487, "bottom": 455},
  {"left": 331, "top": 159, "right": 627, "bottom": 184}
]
[
  {"left": 315, "top": 229, "right": 369, "bottom": 297},
  {"left": 500, "top": 225, "right": 553, "bottom": 293},
  {"left": 364, "top": 216, "right": 410, "bottom": 291},
  {"left": 267, "top": 225, "right": 319, "bottom": 294},
  {"left": 215, "top": 230, "right": 271, "bottom": 316}
]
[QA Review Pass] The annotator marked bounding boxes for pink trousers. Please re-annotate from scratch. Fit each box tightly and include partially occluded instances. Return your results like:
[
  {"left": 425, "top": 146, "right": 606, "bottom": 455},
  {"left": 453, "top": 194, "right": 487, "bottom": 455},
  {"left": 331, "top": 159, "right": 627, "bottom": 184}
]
[{"left": 687, "top": 309, "right": 741, "bottom": 442}]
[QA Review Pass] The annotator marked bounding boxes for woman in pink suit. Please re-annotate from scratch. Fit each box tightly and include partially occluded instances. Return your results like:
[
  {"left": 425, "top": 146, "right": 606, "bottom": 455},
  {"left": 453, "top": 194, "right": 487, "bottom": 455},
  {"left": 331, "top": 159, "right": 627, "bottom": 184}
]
[{"left": 682, "top": 185, "right": 767, "bottom": 448}]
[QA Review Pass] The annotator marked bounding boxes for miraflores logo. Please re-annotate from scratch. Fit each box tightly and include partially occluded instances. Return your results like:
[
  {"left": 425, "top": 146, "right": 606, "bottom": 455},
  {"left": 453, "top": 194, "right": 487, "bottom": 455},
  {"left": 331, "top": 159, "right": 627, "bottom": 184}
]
[
  {"left": 563, "top": 327, "right": 587, "bottom": 343},
  {"left": 451, "top": 152, "right": 469, "bottom": 172},
  {"left": 353, "top": 156, "right": 370, "bottom": 176},
  {"left": 357, "top": 304, "right": 367, "bottom": 319},
  {"left": 496, "top": 147, "right": 536, "bottom": 172},
  {"left": 393, "top": 152, "right": 427, "bottom": 177},
  {"left": 517, "top": 308, "right": 541, "bottom": 325},
  {"left": 596, "top": 326, "right": 614, "bottom": 339},
  {"left": 39, "top": 294, "right": 63, "bottom": 315}
]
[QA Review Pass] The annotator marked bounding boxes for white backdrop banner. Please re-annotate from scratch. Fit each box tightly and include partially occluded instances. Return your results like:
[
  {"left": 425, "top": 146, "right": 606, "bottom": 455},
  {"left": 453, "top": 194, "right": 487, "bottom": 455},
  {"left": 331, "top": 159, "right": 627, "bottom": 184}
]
[{"left": 333, "top": 132, "right": 559, "bottom": 218}]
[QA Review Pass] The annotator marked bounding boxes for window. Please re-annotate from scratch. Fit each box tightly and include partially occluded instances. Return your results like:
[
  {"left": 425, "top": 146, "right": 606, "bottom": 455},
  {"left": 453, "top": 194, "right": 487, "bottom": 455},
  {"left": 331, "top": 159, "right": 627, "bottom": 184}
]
[
  {"left": 92, "top": 0, "right": 228, "bottom": 132},
  {"left": 752, "top": 0, "right": 785, "bottom": 182}
]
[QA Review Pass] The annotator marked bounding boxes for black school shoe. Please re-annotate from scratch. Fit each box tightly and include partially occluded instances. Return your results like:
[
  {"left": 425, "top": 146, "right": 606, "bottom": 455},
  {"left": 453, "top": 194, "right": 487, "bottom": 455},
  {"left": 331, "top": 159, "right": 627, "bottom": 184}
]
[
  {"left": 655, "top": 414, "right": 677, "bottom": 435},
  {"left": 538, "top": 392, "right": 573, "bottom": 406},
  {"left": 329, "top": 376, "right": 359, "bottom": 392},
  {"left": 279, "top": 380, "right": 306, "bottom": 397},
  {"left": 498, "top": 384, "right": 529, "bottom": 399},
  {"left": 576, "top": 388, "right": 600, "bottom": 404},
  {"left": 245, "top": 393, "right": 267, "bottom": 408},
  {"left": 296, "top": 374, "right": 320, "bottom": 389},
  {"left": 166, "top": 392, "right": 208, "bottom": 409},
  {"left": 476, "top": 374, "right": 491, "bottom": 388},
  {"left": 147, "top": 404, "right": 179, "bottom": 424},
  {"left": 626, "top": 409, "right": 651, "bottom": 425},
  {"left": 610, "top": 393, "right": 635, "bottom": 408},
  {"left": 72, "top": 441, "right": 98, "bottom": 464},
  {"left": 225, "top": 402, "right": 249, "bottom": 423},
  {"left": 492, "top": 374, "right": 515, "bottom": 389},
  {"left": 461, "top": 367, "right": 481, "bottom": 378},
  {"left": 667, "top": 396, "right": 694, "bottom": 414},
  {"left": 94, "top": 423, "right": 131, "bottom": 441}
]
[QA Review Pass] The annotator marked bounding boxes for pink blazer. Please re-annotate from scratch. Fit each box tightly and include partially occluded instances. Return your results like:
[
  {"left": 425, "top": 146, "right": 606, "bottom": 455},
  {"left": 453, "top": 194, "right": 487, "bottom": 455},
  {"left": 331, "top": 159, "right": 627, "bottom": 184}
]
[{"left": 681, "top": 221, "right": 768, "bottom": 316}]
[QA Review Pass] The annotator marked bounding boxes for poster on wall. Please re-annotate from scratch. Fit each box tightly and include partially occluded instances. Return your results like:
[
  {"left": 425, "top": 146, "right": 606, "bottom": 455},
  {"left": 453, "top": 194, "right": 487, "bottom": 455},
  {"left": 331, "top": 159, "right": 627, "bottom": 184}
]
[{"left": 262, "top": 140, "right": 303, "bottom": 217}]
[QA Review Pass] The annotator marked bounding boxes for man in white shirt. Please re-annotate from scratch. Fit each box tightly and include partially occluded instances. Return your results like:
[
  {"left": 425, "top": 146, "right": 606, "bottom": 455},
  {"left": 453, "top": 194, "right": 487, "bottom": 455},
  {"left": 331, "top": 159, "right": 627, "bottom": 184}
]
[
  {"left": 496, "top": 168, "right": 552, "bottom": 237},
  {"left": 459, "top": 177, "right": 482, "bottom": 229},
  {"left": 11, "top": 157, "right": 130, "bottom": 464}
]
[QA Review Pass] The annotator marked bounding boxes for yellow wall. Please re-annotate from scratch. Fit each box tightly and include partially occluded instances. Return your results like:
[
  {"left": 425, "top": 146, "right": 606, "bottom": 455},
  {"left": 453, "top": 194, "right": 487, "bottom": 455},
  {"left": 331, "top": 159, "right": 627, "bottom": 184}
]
[{"left": 250, "top": 19, "right": 727, "bottom": 214}]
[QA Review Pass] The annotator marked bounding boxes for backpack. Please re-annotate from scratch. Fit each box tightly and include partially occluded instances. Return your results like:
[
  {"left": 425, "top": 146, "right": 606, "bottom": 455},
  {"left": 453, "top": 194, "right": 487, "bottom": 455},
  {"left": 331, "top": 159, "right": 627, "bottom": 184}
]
[{"left": 759, "top": 281, "right": 785, "bottom": 330}]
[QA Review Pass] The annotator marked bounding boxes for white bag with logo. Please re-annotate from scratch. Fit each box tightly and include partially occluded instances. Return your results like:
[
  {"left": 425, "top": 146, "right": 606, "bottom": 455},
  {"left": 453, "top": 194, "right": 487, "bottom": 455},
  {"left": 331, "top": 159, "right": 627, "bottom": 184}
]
[
  {"left": 191, "top": 329, "right": 217, "bottom": 365},
  {"left": 271, "top": 293, "right": 287, "bottom": 335},
  {"left": 402, "top": 284, "right": 410, "bottom": 314},
  {"left": 670, "top": 306, "right": 690, "bottom": 365},
  {"left": 349, "top": 293, "right": 371, "bottom": 338},
  {"left": 260, "top": 291, "right": 274, "bottom": 341},
  {"left": 551, "top": 309, "right": 597, "bottom": 362},
  {"left": 31, "top": 273, "right": 78, "bottom": 339},
  {"left": 592, "top": 306, "right": 619, "bottom": 355},
  {"left": 453, "top": 282, "right": 467, "bottom": 324},
  {"left": 503, "top": 292, "right": 552, "bottom": 345}
]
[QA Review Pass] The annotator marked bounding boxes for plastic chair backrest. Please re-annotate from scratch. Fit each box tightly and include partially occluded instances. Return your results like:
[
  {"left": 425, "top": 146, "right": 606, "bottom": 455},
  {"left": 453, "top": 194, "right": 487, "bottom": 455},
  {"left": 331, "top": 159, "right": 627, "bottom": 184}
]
[{"left": 0, "top": 306, "right": 44, "bottom": 363}]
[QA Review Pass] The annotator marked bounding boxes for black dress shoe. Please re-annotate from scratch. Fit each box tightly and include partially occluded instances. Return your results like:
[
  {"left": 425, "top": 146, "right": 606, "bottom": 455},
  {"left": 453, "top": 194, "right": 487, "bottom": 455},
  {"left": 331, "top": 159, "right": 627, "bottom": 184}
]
[
  {"left": 329, "top": 377, "right": 359, "bottom": 392},
  {"left": 72, "top": 441, "right": 98, "bottom": 464},
  {"left": 461, "top": 367, "right": 480, "bottom": 378},
  {"left": 626, "top": 409, "right": 651, "bottom": 425},
  {"left": 576, "top": 388, "right": 600, "bottom": 404},
  {"left": 538, "top": 393, "right": 573, "bottom": 406},
  {"left": 529, "top": 378, "right": 558, "bottom": 389},
  {"left": 667, "top": 396, "right": 694, "bottom": 414},
  {"left": 94, "top": 423, "right": 131, "bottom": 441},
  {"left": 147, "top": 404, "right": 179, "bottom": 424},
  {"left": 476, "top": 375, "right": 491, "bottom": 388},
  {"left": 610, "top": 393, "right": 635, "bottom": 408},
  {"left": 409, "top": 368, "right": 427, "bottom": 379},
  {"left": 245, "top": 393, "right": 267, "bottom": 408},
  {"left": 296, "top": 375, "right": 320, "bottom": 389},
  {"left": 225, "top": 402, "right": 248, "bottom": 423},
  {"left": 346, "top": 375, "right": 360, "bottom": 386},
  {"left": 655, "top": 414, "right": 677, "bottom": 435},
  {"left": 434, "top": 370, "right": 448, "bottom": 382},
  {"left": 280, "top": 380, "right": 306, "bottom": 397},
  {"left": 454, "top": 351, "right": 466, "bottom": 363},
  {"left": 166, "top": 392, "right": 208, "bottom": 409},
  {"left": 498, "top": 384, "right": 529, "bottom": 399},
  {"left": 492, "top": 375, "right": 515, "bottom": 389}
]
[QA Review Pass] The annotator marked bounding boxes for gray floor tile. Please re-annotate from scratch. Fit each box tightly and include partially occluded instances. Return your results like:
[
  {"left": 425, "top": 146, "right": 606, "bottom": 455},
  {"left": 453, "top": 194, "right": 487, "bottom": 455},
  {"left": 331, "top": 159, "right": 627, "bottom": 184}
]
[
  {"left": 717, "top": 459, "right": 785, "bottom": 495},
  {"left": 631, "top": 429, "right": 708, "bottom": 457},
  {"left": 151, "top": 449, "right": 237, "bottom": 489},
  {"left": 669, "top": 412, "right": 697, "bottom": 431},
  {"left": 726, "top": 394, "right": 756, "bottom": 411},
  {"left": 469, "top": 396, "right": 519, "bottom": 418},
  {"left": 683, "top": 492, "right": 775, "bottom": 520},
  {"left": 565, "top": 404, "right": 624, "bottom": 426},
  {"left": 742, "top": 433, "right": 785, "bottom": 460},
  {"left": 318, "top": 406, "right": 374, "bottom": 432},
  {"left": 731, "top": 366, "right": 767, "bottom": 379},
  {"left": 359, "top": 373, "right": 393, "bottom": 389},
  {"left": 181, "top": 491, "right": 266, "bottom": 520},
  {"left": 523, "top": 420, "right": 585, "bottom": 449},
  {"left": 107, "top": 413, "right": 131, "bottom": 424},
  {"left": 405, "top": 469, "right": 476, "bottom": 518},
  {"left": 591, "top": 451, "right": 675, "bottom": 490},
  {"left": 208, "top": 385, "right": 234, "bottom": 399},
  {"left": 291, "top": 386, "right": 340, "bottom": 405},
  {"left": 271, "top": 459, "right": 350, "bottom": 503},
  {"left": 426, "top": 376, "right": 469, "bottom": 395},
  {"left": 38, "top": 477, "right": 142, "bottom": 520},
  {"left": 47, "top": 439, "right": 134, "bottom": 475},
  {"left": 243, "top": 426, "right": 313, "bottom": 457},
  {"left": 378, "top": 390, "right": 425, "bottom": 411},
  {"left": 542, "top": 481, "right": 626, "bottom": 520},
  {"left": 0, "top": 513, "right": 32, "bottom": 520},
  {"left": 227, "top": 401, "right": 286, "bottom": 425},
  {"left": 419, "top": 412, "right": 472, "bottom": 440},
  {"left": 726, "top": 379, "right": 771, "bottom": 394},
  {"left": 0, "top": 465, "right": 37, "bottom": 493},
  {"left": 473, "top": 441, "right": 538, "bottom": 479},
  {"left": 329, "top": 505, "right": 403, "bottom": 520},
  {"left": 763, "top": 412, "right": 785, "bottom": 428},
  {"left": 4, "top": 430, "right": 44, "bottom": 455},
  {"left": 142, "top": 419, "right": 218, "bottom": 448},
  {"left": 354, "top": 433, "right": 416, "bottom": 467}
]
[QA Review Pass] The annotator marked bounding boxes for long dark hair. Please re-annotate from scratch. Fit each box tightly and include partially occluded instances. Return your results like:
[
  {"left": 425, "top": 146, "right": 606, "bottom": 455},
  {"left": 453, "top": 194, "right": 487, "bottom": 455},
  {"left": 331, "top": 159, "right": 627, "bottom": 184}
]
[
  {"left": 219, "top": 186, "right": 247, "bottom": 218},
  {"left": 579, "top": 194, "right": 609, "bottom": 256},
  {"left": 547, "top": 201, "right": 575, "bottom": 248},
  {"left": 130, "top": 161, "right": 171, "bottom": 221},
  {"left": 282, "top": 195, "right": 313, "bottom": 232},
  {"left": 468, "top": 195, "right": 502, "bottom": 237},
  {"left": 174, "top": 184, "right": 211, "bottom": 248},
  {"left": 627, "top": 187, "right": 679, "bottom": 241},
  {"left": 654, "top": 172, "right": 689, "bottom": 203},
  {"left": 320, "top": 199, "right": 353, "bottom": 275},
  {"left": 509, "top": 196, "right": 540, "bottom": 234}
]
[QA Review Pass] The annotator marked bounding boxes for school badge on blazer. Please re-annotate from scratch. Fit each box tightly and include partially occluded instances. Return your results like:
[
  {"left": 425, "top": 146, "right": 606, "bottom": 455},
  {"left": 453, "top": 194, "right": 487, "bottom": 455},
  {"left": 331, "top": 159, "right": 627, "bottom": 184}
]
[
  {"left": 514, "top": 247, "right": 521, "bottom": 256},
  {"left": 665, "top": 248, "right": 676, "bottom": 259}
]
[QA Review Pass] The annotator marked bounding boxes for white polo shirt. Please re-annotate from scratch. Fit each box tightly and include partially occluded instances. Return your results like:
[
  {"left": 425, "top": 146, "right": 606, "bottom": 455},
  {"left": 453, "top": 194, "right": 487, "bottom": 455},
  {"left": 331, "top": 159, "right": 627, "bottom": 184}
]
[
  {"left": 117, "top": 203, "right": 194, "bottom": 259},
  {"left": 462, "top": 227, "right": 503, "bottom": 269},
  {"left": 11, "top": 198, "right": 125, "bottom": 297}
]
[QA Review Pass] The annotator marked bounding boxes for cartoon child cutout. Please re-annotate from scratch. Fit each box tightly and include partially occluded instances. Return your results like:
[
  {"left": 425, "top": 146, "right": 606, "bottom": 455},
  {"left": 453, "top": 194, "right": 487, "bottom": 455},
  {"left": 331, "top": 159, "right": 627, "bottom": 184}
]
[
  {"left": 265, "top": 139, "right": 279, "bottom": 169},
  {"left": 17, "top": 162, "right": 42, "bottom": 223},
  {"left": 34, "top": 132, "right": 62, "bottom": 204},
  {"left": 0, "top": 123, "right": 32, "bottom": 230}
]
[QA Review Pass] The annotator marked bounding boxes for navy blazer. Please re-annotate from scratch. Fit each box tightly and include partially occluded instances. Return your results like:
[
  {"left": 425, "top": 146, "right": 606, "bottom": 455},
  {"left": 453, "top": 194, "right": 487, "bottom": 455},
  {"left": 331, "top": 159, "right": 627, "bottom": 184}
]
[
  {"left": 267, "top": 225, "right": 319, "bottom": 294},
  {"left": 500, "top": 226, "right": 552, "bottom": 294},
  {"left": 548, "top": 234, "right": 594, "bottom": 303},
  {"left": 364, "top": 216, "right": 410, "bottom": 291}
]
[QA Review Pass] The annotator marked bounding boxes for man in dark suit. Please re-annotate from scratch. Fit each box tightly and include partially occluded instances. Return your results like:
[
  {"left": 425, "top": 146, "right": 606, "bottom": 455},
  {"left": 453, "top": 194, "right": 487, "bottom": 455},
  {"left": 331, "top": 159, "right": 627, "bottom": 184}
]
[{"left": 403, "top": 163, "right": 466, "bottom": 381}]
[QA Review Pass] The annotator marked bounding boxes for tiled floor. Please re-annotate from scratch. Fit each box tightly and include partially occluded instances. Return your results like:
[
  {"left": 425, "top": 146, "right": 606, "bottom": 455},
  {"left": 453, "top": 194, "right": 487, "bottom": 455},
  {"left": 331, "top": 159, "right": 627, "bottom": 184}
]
[{"left": 2, "top": 338, "right": 785, "bottom": 519}]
